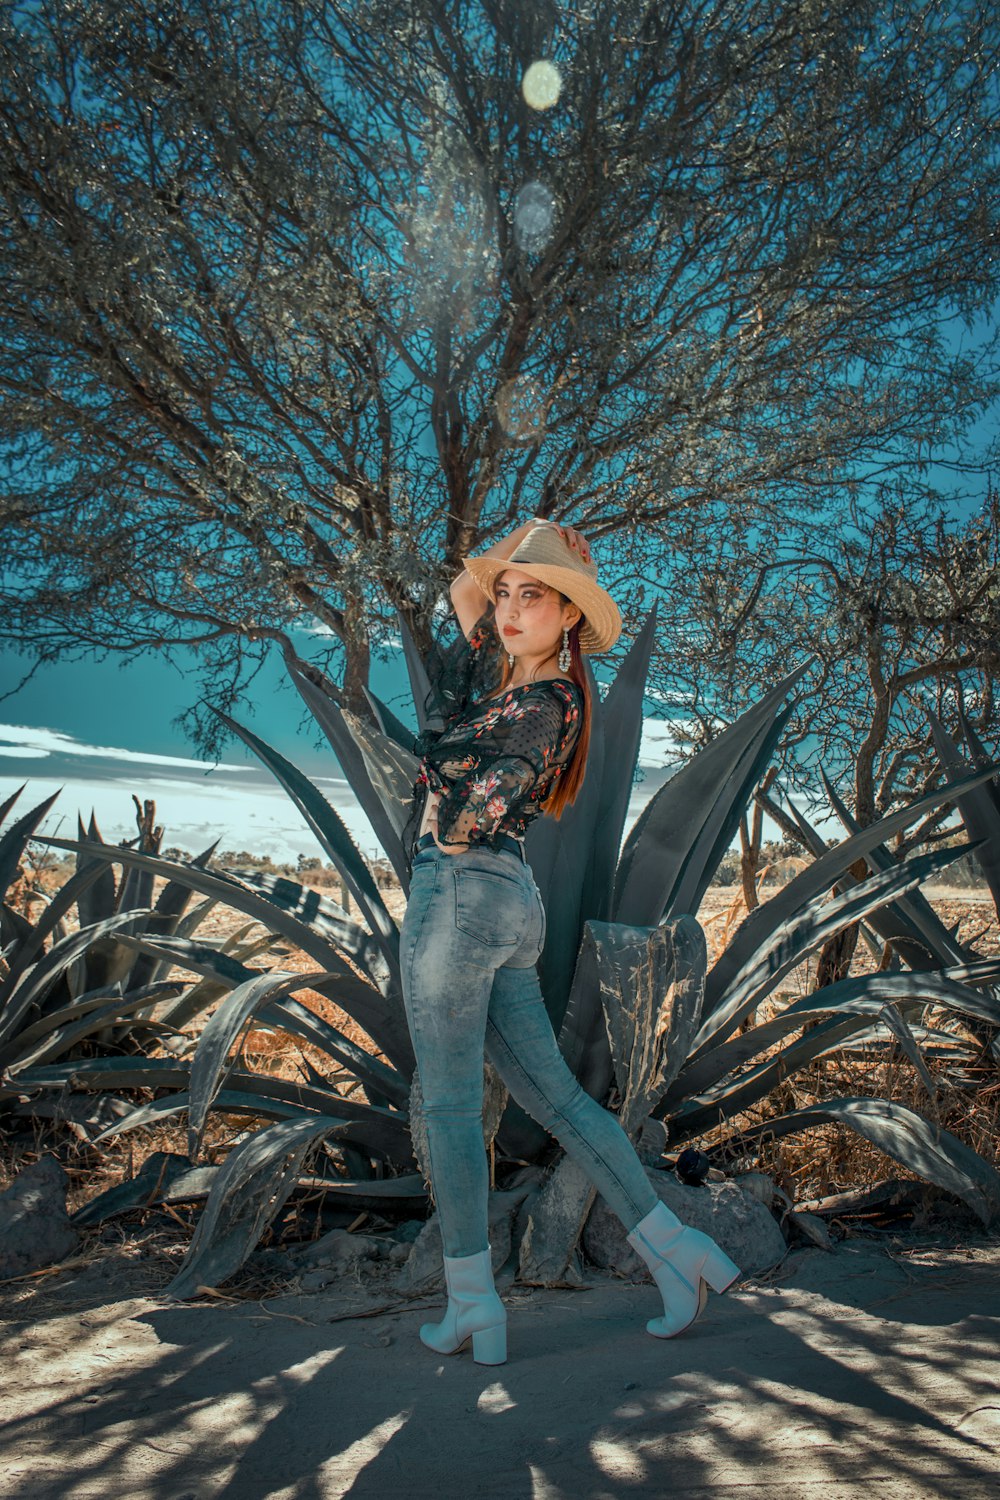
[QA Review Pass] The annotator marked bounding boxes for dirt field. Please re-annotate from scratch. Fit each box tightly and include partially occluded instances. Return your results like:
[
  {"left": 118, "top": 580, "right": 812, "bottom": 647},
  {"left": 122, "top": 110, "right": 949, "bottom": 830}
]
[{"left": 1, "top": 1236, "right": 998, "bottom": 1498}]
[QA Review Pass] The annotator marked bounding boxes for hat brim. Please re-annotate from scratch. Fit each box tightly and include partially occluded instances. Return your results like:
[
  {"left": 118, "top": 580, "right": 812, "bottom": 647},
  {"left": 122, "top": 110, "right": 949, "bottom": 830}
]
[{"left": 461, "top": 556, "right": 622, "bottom": 653}]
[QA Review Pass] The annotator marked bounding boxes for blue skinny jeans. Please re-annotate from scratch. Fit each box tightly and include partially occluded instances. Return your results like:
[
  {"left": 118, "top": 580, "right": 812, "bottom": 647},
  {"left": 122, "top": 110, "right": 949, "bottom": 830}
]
[{"left": 399, "top": 839, "right": 659, "bottom": 1258}]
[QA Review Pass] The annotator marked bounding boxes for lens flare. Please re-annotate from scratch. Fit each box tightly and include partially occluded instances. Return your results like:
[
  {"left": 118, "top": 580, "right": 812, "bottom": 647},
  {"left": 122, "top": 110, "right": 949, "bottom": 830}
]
[
  {"left": 514, "top": 181, "right": 556, "bottom": 253},
  {"left": 496, "top": 377, "right": 546, "bottom": 442},
  {"left": 522, "top": 60, "right": 562, "bottom": 111}
]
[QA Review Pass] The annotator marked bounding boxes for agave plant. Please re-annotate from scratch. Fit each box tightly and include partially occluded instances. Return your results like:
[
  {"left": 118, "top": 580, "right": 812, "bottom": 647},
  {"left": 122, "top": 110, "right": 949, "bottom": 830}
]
[
  {"left": 0, "top": 786, "right": 274, "bottom": 1128},
  {"left": 23, "top": 603, "right": 1000, "bottom": 1291}
]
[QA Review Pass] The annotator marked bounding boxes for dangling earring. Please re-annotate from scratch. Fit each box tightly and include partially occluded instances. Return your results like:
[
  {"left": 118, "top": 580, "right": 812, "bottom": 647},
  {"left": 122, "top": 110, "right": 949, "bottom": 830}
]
[
  {"left": 558, "top": 626, "right": 571, "bottom": 671},
  {"left": 507, "top": 650, "right": 515, "bottom": 666}
]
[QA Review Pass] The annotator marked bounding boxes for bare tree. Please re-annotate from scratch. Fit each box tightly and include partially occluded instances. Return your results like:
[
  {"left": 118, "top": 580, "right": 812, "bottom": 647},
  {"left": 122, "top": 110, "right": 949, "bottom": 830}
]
[
  {"left": 661, "top": 479, "right": 1000, "bottom": 828},
  {"left": 1, "top": 0, "right": 998, "bottom": 748}
]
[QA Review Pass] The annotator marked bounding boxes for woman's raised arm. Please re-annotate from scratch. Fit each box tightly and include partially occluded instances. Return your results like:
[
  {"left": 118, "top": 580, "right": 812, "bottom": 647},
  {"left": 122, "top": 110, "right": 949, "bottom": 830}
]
[
  {"left": 449, "top": 517, "right": 545, "bottom": 637},
  {"left": 449, "top": 516, "right": 592, "bottom": 639}
]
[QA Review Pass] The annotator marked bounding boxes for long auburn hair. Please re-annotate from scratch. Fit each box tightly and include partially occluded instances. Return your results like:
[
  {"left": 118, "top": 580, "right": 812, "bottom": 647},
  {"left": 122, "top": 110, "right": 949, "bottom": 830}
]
[{"left": 491, "top": 584, "right": 592, "bottom": 819}]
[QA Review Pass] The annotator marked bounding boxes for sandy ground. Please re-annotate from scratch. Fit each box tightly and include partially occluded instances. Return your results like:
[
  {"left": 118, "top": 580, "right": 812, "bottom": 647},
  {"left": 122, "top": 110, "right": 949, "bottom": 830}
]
[{"left": 1, "top": 1237, "right": 999, "bottom": 1499}]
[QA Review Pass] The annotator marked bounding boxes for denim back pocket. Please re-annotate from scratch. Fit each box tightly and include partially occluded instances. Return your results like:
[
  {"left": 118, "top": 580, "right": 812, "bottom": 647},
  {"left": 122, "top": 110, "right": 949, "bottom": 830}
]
[{"left": 453, "top": 865, "right": 526, "bottom": 947}]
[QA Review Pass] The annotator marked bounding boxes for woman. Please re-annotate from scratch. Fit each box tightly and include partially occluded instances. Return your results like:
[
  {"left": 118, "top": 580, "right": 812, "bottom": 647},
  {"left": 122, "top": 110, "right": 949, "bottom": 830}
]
[{"left": 399, "top": 518, "right": 738, "bottom": 1366}]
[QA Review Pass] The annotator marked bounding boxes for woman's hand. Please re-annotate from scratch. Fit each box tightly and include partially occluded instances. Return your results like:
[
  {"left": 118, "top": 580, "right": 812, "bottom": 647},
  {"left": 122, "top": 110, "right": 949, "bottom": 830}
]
[{"left": 534, "top": 518, "right": 592, "bottom": 563}]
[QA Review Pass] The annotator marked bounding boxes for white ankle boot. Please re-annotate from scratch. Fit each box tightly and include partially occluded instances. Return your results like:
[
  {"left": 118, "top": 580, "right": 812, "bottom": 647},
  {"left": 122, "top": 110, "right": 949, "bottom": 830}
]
[
  {"left": 419, "top": 1245, "right": 507, "bottom": 1364},
  {"left": 626, "top": 1202, "right": 740, "bottom": 1338}
]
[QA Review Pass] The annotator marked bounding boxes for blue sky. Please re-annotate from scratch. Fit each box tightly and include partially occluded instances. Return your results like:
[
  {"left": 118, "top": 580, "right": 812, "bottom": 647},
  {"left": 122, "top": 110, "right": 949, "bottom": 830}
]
[{"left": 0, "top": 626, "right": 683, "bottom": 863}]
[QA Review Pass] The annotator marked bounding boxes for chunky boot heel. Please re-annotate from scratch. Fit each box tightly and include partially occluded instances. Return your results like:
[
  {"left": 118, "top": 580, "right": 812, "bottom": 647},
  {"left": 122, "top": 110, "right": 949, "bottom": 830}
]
[
  {"left": 702, "top": 1243, "right": 740, "bottom": 1294},
  {"left": 626, "top": 1202, "right": 741, "bottom": 1339},
  {"left": 418, "top": 1245, "right": 508, "bottom": 1364},
  {"left": 471, "top": 1322, "right": 507, "bottom": 1365}
]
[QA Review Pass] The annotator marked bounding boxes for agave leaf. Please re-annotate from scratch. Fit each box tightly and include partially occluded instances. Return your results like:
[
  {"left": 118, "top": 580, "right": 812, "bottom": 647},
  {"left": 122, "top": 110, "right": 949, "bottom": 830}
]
[
  {"left": 74, "top": 811, "right": 118, "bottom": 930},
  {"left": 0, "top": 907, "right": 154, "bottom": 1048},
  {"left": 127, "top": 837, "right": 220, "bottom": 992},
  {"left": 521, "top": 652, "right": 608, "bottom": 1028},
  {"left": 667, "top": 969, "right": 1000, "bottom": 1108},
  {"left": 207, "top": 707, "right": 400, "bottom": 969},
  {"left": 614, "top": 662, "right": 812, "bottom": 927},
  {"left": 165, "top": 1116, "right": 351, "bottom": 1298},
  {"left": 927, "top": 708, "right": 1000, "bottom": 919},
  {"left": 115, "top": 929, "right": 406, "bottom": 1078},
  {"left": 113, "top": 932, "right": 406, "bottom": 1102},
  {"left": 0, "top": 860, "right": 108, "bottom": 1005},
  {"left": 260, "top": 995, "right": 407, "bottom": 1108},
  {"left": 0, "top": 781, "right": 27, "bottom": 831},
  {"left": 727, "top": 1097, "right": 1000, "bottom": 1227},
  {"left": 595, "top": 913, "right": 706, "bottom": 1135},
  {"left": 99, "top": 1088, "right": 414, "bottom": 1165},
  {"left": 31, "top": 839, "right": 415, "bottom": 1074},
  {"left": 875, "top": 1004, "right": 939, "bottom": 1104},
  {"left": 554, "top": 927, "right": 607, "bottom": 1096},
  {"left": 396, "top": 611, "right": 442, "bottom": 737},
  {"left": 188, "top": 969, "right": 342, "bottom": 1155},
  {"left": 215, "top": 869, "right": 389, "bottom": 984},
  {"left": 818, "top": 769, "right": 970, "bottom": 969},
  {"left": 536, "top": 606, "right": 657, "bottom": 929},
  {"left": 5, "top": 983, "right": 182, "bottom": 1074},
  {"left": 301, "top": 1174, "right": 429, "bottom": 1211},
  {"left": 287, "top": 662, "right": 415, "bottom": 888},
  {"left": 592, "top": 605, "right": 659, "bottom": 909},
  {"left": 92, "top": 1067, "right": 409, "bottom": 1147},
  {"left": 341, "top": 705, "right": 419, "bottom": 850},
  {"left": 72, "top": 1152, "right": 216, "bottom": 1227},
  {"left": 701, "top": 764, "right": 1000, "bottom": 1033},
  {"left": 692, "top": 842, "right": 973, "bottom": 1055},
  {"left": 15, "top": 1056, "right": 192, "bottom": 1094},
  {"left": 155, "top": 931, "right": 282, "bottom": 1031},
  {"left": 362, "top": 684, "right": 418, "bottom": 749},
  {"left": 0, "top": 789, "right": 61, "bottom": 899}
]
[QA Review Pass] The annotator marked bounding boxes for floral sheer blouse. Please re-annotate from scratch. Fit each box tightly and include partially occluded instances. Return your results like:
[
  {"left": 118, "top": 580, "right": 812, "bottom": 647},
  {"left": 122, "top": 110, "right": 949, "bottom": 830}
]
[{"left": 401, "top": 604, "right": 584, "bottom": 863}]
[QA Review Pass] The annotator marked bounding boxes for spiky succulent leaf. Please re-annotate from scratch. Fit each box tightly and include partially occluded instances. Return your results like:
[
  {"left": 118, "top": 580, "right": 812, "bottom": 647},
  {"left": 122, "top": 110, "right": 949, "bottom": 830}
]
[
  {"left": 0, "top": 861, "right": 107, "bottom": 1005},
  {"left": 165, "top": 1116, "right": 352, "bottom": 1297},
  {"left": 728, "top": 1097, "right": 1000, "bottom": 1227},
  {"left": 287, "top": 661, "right": 416, "bottom": 888},
  {"left": 818, "top": 770, "right": 970, "bottom": 969},
  {"left": 33, "top": 839, "right": 415, "bottom": 1074},
  {"left": 0, "top": 907, "right": 153, "bottom": 1049},
  {"left": 4, "top": 982, "right": 183, "bottom": 1075},
  {"left": 927, "top": 708, "right": 1000, "bottom": 920},
  {"left": 0, "top": 789, "right": 60, "bottom": 898},
  {"left": 692, "top": 842, "right": 974, "bottom": 1055},
  {"left": 668, "top": 966, "right": 1000, "bottom": 1109},
  {"left": 614, "top": 662, "right": 812, "bottom": 927},
  {"left": 187, "top": 969, "right": 342, "bottom": 1155},
  {"left": 594, "top": 914, "right": 706, "bottom": 1136},
  {"left": 207, "top": 707, "right": 400, "bottom": 968},
  {"left": 701, "top": 764, "right": 1000, "bottom": 1036}
]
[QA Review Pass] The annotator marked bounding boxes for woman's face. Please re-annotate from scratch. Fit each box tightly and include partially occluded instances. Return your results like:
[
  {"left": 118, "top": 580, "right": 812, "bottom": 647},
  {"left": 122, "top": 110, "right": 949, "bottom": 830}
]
[{"left": 494, "top": 567, "right": 581, "bottom": 662}]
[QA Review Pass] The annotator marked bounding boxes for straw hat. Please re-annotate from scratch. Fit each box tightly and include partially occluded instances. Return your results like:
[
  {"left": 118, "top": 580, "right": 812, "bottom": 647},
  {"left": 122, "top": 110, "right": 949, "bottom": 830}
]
[{"left": 461, "top": 522, "right": 622, "bottom": 653}]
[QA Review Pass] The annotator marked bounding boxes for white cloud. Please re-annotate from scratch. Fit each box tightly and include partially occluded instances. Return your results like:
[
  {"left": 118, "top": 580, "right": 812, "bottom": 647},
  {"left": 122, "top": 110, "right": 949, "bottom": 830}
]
[
  {"left": 0, "top": 722, "right": 254, "bottom": 774},
  {"left": 3, "top": 771, "right": 384, "bottom": 864}
]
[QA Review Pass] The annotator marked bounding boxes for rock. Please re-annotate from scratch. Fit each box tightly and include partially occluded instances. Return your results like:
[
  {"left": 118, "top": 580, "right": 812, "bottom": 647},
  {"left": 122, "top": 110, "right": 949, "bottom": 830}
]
[
  {"left": 787, "top": 1210, "right": 835, "bottom": 1251},
  {"left": 583, "top": 1168, "right": 786, "bottom": 1277},
  {"left": 518, "top": 1157, "right": 595, "bottom": 1286},
  {"left": 298, "top": 1267, "right": 338, "bottom": 1291},
  {"left": 297, "top": 1228, "right": 385, "bottom": 1271},
  {"left": 395, "top": 1187, "right": 531, "bottom": 1292},
  {"left": 393, "top": 1219, "right": 425, "bottom": 1244},
  {"left": 0, "top": 1157, "right": 80, "bottom": 1279}
]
